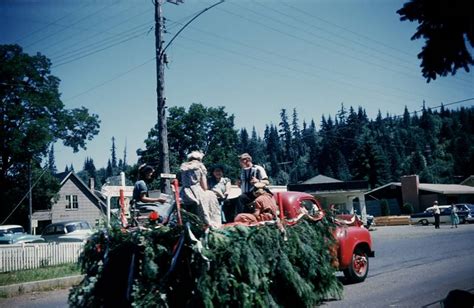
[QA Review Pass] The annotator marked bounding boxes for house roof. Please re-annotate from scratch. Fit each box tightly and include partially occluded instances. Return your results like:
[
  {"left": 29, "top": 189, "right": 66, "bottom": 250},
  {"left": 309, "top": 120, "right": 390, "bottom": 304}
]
[
  {"left": 301, "top": 174, "right": 342, "bottom": 184},
  {"left": 418, "top": 183, "right": 474, "bottom": 194},
  {"left": 54, "top": 171, "right": 72, "bottom": 184},
  {"left": 55, "top": 172, "right": 106, "bottom": 207},
  {"left": 460, "top": 175, "right": 474, "bottom": 186},
  {"left": 366, "top": 182, "right": 474, "bottom": 195}
]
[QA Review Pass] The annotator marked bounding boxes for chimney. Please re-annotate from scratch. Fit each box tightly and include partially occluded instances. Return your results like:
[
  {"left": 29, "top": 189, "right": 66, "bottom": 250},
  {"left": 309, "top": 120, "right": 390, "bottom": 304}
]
[
  {"left": 401, "top": 175, "right": 420, "bottom": 212},
  {"left": 89, "top": 178, "right": 95, "bottom": 191}
]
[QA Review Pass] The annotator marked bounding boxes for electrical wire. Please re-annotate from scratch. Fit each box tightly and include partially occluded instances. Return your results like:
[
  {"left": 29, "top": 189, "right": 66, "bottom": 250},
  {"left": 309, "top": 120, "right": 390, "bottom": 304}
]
[
  {"left": 278, "top": 1, "right": 474, "bottom": 87},
  {"left": 218, "top": 2, "right": 472, "bottom": 92},
  {"left": 167, "top": 18, "right": 454, "bottom": 103},
  {"left": 15, "top": 2, "right": 91, "bottom": 44},
  {"left": 24, "top": 2, "right": 115, "bottom": 49},
  {"left": 62, "top": 57, "right": 156, "bottom": 102},
  {"left": 1, "top": 166, "right": 49, "bottom": 225}
]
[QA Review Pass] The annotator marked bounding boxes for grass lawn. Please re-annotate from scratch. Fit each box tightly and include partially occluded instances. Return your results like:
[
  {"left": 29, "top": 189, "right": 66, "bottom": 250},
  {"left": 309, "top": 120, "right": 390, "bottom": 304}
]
[{"left": 0, "top": 263, "right": 81, "bottom": 286}]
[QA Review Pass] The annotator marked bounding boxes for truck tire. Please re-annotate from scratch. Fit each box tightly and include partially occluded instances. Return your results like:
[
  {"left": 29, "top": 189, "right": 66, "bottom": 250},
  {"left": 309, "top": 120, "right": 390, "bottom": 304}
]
[{"left": 343, "top": 247, "right": 369, "bottom": 283}]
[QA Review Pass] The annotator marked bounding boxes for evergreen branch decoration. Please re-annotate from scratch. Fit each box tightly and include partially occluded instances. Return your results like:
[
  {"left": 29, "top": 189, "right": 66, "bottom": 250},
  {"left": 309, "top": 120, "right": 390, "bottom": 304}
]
[{"left": 69, "top": 212, "right": 342, "bottom": 307}]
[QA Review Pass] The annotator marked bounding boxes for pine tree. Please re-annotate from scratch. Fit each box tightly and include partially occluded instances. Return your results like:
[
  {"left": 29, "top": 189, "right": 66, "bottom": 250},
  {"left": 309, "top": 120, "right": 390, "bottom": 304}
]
[
  {"left": 301, "top": 120, "right": 319, "bottom": 177},
  {"left": 238, "top": 128, "right": 250, "bottom": 154},
  {"left": 264, "top": 124, "right": 282, "bottom": 178},
  {"left": 122, "top": 142, "right": 128, "bottom": 170},
  {"left": 111, "top": 137, "right": 118, "bottom": 172},
  {"left": 279, "top": 109, "right": 292, "bottom": 162},
  {"left": 106, "top": 159, "right": 113, "bottom": 177},
  {"left": 48, "top": 144, "right": 57, "bottom": 174},
  {"left": 291, "top": 108, "right": 304, "bottom": 157}
]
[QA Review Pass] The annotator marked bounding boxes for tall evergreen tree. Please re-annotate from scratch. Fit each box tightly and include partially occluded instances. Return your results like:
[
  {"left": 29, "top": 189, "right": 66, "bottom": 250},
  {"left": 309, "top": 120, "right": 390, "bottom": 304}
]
[
  {"left": 279, "top": 109, "right": 292, "bottom": 162},
  {"left": 291, "top": 108, "right": 304, "bottom": 157},
  {"left": 111, "top": 137, "right": 118, "bottom": 172},
  {"left": 106, "top": 159, "right": 113, "bottom": 178},
  {"left": 238, "top": 128, "right": 250, "bottom": 154},
  {"left": 301, "top": 120, "right": 319, "bottom": 176},
  {"left": 264, "top": 124, "right": 282, "bottom": 178},
  {"left": 48, "top": 144, "right": 57, "bottom": 174}
]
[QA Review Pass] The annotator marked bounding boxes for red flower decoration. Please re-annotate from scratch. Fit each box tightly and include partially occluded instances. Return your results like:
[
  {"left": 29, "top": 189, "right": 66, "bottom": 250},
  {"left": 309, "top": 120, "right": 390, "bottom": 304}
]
[
  {"left": 149, "top": 212, "right": 159, "bottom": 221},
  {"left": 95, "top": 244, "right": 102, "bottom": 253}
]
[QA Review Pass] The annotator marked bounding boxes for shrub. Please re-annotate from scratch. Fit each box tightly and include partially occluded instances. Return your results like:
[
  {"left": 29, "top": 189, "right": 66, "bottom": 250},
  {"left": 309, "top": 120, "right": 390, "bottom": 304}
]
[
  {"left": 401, "top": 203, "right": 414, "bottom": 215},
  {"left": 380, "top": 199, "right": 390, "bottom": 216}
]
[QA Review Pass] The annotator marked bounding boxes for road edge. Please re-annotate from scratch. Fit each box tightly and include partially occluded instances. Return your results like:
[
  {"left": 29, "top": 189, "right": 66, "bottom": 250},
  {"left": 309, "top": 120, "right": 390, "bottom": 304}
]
[{"left": 0, "top": 275, "right": 83, "bottom": 298}]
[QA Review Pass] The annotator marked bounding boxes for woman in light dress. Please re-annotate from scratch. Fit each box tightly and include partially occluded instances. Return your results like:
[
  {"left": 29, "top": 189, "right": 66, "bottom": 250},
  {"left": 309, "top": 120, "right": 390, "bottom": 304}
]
[{"left": 179, "top": 151, "right": 221, "bottom": 228}]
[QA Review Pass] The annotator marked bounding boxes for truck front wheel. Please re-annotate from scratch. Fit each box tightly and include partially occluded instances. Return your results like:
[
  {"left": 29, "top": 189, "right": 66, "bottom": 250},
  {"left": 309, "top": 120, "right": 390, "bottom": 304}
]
[{"left": 343, "top": 247, "right": 369, "bottom": 283}]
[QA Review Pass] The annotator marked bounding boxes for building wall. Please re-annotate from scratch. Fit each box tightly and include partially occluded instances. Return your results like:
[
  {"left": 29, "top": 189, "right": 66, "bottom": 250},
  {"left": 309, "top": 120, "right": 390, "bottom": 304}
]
[
  {"left": 51, "top": 178, "right": 103, "bottom": 227},
  {"left": 401, "top": 175, "right": 420, "bottom": 212}
]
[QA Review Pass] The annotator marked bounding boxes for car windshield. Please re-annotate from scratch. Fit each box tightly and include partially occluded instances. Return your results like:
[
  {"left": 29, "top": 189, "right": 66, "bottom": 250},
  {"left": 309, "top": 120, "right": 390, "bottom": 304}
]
[
  {"left": 66, "top": 224, "right": 78, "bottom": 233},
  {"left": 0, "top": 227, "right": 24, "bottom": 235}
]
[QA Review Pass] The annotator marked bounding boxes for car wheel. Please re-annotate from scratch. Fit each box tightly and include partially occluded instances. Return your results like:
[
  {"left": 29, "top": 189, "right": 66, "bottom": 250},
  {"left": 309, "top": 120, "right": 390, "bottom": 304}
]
[
  {"left": 419, "top": 219, "right": 429, "bottom": 226},
  {"left": 343, "top": 247, "right": 369, "bottom": 283}
]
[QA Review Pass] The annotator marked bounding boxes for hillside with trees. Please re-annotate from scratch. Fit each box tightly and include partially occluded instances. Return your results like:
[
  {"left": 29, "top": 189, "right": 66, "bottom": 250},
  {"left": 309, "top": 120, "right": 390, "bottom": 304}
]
[{"left": 136, "top": 102, "right": 473, "bottom": 188}]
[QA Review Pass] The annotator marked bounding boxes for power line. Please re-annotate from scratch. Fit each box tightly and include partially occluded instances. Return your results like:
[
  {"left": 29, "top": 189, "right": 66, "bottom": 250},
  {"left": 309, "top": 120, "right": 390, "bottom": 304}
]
[
  {"left": 175, "top": 32, "right": 455, "bottom": 107},
  {"left": 24, "top": 2, "right": 115, "bottom": 49},
  {"left": 52, "top": 29, "right": 152, "bottom": 68},
  {"left": 62, "top": 57, "right": 156, "bottom": 102},
  {"left": 167, "top": 18, "right": 451, "bottom": 103},
  {"left": 224, "top": 2, "right": 472, "bottom": 93},
  {"left": 1, "top": 166, "right": 49, "bottom": 225},
  {"left": 279, "top": 1, "right": 474, "bottom": 87},
  {"left": 43, "top": 7, "right": 151, "bottom": 56},
  {"left": 252, "top": 1, "right": 418, "bottom": 69}
]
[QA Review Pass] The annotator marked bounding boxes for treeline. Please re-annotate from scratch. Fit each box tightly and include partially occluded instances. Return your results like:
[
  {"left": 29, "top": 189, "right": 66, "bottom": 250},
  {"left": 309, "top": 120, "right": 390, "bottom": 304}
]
[{"left": 132, "top": 103, "right": 474, "bottom": 188}]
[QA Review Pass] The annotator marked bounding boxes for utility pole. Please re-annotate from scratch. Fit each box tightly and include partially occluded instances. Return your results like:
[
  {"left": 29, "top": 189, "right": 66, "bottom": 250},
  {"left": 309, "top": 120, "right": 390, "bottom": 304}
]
[
  {"left": 28, "top": 160, "right": 32, "bottom": 234},
  {"left": 154, "top": 0, "right": 176, "bottom": 194},
  {"left": 152, "top": 0, "right": 221, "bottom": 193}
]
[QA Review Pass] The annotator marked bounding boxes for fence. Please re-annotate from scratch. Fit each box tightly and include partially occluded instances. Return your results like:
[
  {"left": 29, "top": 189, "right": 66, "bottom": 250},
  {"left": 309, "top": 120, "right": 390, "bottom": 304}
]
[{"left": 0, "top": 242, "right": 84, "bottom": 273}]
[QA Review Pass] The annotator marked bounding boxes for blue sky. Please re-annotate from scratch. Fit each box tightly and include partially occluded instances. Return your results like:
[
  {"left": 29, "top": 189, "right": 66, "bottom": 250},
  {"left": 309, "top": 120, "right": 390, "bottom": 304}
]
[{"left": 1, "top": 0, "right": 473, "bottom": 172}]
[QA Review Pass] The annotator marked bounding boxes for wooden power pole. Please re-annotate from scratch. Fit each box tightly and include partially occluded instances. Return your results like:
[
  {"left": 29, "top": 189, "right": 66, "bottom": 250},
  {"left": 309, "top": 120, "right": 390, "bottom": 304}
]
[
  {"left": 154, "top": 0, "right": 179, "bottom": 194},
  {"left": 153, "top": 0, "right": 221, "bottom": 193}
]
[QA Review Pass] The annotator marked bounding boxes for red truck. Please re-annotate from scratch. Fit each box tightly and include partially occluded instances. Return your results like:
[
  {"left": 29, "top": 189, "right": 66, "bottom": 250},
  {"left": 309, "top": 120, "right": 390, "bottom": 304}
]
[{"left": 270, "top": 191, "right": 375, "bottom": 283}]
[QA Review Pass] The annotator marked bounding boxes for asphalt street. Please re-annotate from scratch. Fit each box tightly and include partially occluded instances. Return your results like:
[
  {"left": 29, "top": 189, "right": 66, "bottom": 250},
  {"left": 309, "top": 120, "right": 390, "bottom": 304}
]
[
  {"left": 1, "top": 223, "right": 473, "bottom": 307},
  {"left": 324, "top": 223, "right": 474, "bottom": 307}
]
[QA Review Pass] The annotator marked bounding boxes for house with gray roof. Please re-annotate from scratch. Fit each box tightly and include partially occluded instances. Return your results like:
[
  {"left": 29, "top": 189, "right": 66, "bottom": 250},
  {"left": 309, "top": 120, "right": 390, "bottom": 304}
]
[
  {"left": 31, "top": 172, "right": 106, "bottom": 233},
  {"left": 366, "top": 175, "right": 474, "bottom": 212}
]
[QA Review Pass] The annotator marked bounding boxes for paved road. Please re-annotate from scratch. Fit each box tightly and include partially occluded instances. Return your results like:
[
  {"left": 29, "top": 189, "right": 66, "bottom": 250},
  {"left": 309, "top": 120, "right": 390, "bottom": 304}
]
[
  {"left": 1, "top": 224, "right": 473, "bottom": 307},
  {"left": 324, "top": 223, "right": 474, "bottom": 307}
]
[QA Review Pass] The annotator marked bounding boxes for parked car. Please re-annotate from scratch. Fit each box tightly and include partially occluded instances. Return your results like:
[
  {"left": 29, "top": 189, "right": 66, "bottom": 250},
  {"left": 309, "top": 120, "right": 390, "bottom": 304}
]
[
  {"left": 41, "top": 220, "right": 93, "bottom": 242},
  {"left": 0, "top": 225, "right": 44, "bottom": 244},
  {"left": 410, "top": 204, "right": 470, "bottom": 225},
  {"left": 452, "top": 204, "right": 471, "bottom": 224},
  {"left": 463, "top": 204, "right": 474, "bottom": 223}
]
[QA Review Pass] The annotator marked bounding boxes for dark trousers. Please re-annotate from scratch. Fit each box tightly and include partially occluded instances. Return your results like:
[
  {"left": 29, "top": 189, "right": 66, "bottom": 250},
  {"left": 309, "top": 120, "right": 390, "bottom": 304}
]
[
  {"left": 237, "top": 192, "right": 256, "bottom": 214},
  {"left": 434, "top": 214, "right": 440, "bottom": 228}
]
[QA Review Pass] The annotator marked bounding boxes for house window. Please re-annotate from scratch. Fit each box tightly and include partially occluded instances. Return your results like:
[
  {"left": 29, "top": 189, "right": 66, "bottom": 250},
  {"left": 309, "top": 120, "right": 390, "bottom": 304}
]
[{"left": 65, "top": 195, "right": 78, "bottom": 209}]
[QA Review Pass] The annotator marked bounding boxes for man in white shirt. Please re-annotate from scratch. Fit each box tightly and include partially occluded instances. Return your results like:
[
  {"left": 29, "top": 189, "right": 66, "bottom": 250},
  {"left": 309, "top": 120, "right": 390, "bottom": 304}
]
[{"left": 237, "top": 153, "right": 269, "bottom": 214}]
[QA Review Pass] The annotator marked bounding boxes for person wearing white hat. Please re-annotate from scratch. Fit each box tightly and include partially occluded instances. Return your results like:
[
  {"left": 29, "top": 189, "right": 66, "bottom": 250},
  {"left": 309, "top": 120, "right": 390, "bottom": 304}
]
[{"left": 179, "top": 151, "right": 221, "bottom": 227}]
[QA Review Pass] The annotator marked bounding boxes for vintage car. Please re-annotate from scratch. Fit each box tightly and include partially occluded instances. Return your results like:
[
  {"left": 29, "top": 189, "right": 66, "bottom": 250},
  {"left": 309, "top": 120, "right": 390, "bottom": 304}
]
[
  {"left": 41, "top": 220, "right": 93, "bottom": 242},
  {"left": 0, "top": 225, "right": 44, "bottom": 244},
  {"left": 253, "top": 191, "right": 375, "bottom": 283},
  {"left": 466, "top": 204, "right": 474, "bottom": 223},
  {"left": 410, "top": 204, "right": 470, "bottom": 225}
]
